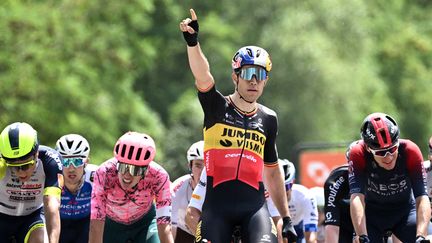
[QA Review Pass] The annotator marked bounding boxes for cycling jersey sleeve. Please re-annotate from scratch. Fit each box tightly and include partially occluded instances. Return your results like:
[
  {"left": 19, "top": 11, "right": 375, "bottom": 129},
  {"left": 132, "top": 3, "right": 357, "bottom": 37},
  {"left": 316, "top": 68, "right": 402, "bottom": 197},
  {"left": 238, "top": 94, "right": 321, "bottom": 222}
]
[
  {"left": 90, "top": 165, "right": 107, "bottom": 220},
  {"left": 188, "top": 170, "right": 207, "bottom": 212},
  {"left": 151, "top": 163, "right": 172, "bottom": 224},
  {"left": 324, "top": 166, "right": 348, "bottom": 226},
  {"left": 404, "top": 140, "right": 428, "bottom": 198},
  {"left": 262, "top": 107, "right": 278, "bottom": 165},
  {"left": 302, "top": 193, "right": 318, "bottom": 232},
  {"left": 348, "top": 143, "right": 367, "bottom": 195},
  {"left": 197, "top": 85, "right": 228, "bottom": 127},
  {"left": 39, "top": 146, "right": 63, "bottom": 198}
]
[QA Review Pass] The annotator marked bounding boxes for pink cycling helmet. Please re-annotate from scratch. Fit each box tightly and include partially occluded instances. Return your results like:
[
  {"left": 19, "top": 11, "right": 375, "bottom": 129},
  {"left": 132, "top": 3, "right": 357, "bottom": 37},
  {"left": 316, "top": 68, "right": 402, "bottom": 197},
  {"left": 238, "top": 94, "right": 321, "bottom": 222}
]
[{"left": 113, "top": 132, "right": 156, "bottom": 166}]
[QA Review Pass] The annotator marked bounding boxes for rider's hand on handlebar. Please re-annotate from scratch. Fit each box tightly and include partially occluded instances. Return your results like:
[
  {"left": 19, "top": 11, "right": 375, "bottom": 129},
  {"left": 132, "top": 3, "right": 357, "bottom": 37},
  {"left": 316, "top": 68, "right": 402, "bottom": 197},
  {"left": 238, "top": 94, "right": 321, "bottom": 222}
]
[{"left": 282, "top": 217, "right": 297, "bottom": 243}]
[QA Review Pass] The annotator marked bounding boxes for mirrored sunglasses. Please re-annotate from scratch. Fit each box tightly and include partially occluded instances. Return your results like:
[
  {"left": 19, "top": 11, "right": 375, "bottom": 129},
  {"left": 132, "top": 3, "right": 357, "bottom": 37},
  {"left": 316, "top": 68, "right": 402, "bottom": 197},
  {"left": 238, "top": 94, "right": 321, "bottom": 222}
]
[
  {"left": 239, "top": 67, "right": 268, "bottom": 81},
  {"left": 117, "top": 162, "right": 148, "bottom": 176},
  {"left": 369, "top": 143, "right": 399, "bottom": 157},
  {"left": 62, "top": 158, "right": 85, "bottom": 168},
  {"left": 5, "top": 159, "right": 36, "bottom": 171}
]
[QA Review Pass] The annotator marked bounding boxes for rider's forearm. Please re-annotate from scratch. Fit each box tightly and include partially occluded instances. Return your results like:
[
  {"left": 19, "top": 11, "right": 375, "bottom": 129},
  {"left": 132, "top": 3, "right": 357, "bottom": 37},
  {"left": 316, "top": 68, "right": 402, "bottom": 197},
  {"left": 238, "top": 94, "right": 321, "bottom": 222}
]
[
  {"left": 350, "top": 193, "right": 367, "bottom": 236},
  {"left": 157, "top": 224, "right": 174, "bottom": 243},
  {"left": 325, "top": 225, "right": 340, "bottom": 242},
  {"left": 89, "top": 219, "right": 105, "bottom": 243},
  {"left": 185, "top": 206, "right": 201, "bottom": 235},
  {"left": 187, "top": 44, "right": 214, "bottom": 90},
  {"left": 43, "top": 195, "right": 60, "bottom": 243},
  {"left": 416, "top": 195, "right": 431, "bottom": 236},
  {"left": 263, "top": 166, "right": 290, "bottom": 218}
]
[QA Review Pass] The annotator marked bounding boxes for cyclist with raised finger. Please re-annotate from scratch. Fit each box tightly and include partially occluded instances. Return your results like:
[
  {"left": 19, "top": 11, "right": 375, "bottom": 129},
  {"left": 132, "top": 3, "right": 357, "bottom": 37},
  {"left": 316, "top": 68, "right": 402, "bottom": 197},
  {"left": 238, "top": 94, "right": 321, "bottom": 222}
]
[
  {"left": 89, "top": 132, "right": 173, "bottom": 243},
  {"left": 179, "top": 8, "right": 296, "bottom": 243}
]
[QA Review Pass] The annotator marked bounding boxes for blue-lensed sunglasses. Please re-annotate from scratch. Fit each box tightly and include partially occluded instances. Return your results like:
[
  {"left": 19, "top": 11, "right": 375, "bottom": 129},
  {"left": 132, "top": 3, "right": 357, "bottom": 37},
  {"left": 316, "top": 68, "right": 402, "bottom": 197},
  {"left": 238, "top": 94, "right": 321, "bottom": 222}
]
[
  {"left": 62, "top": 158, "right": 85, "bottom": 168},
  {"left": 239, "top": 66, "right": 268, "bottom": 81}
]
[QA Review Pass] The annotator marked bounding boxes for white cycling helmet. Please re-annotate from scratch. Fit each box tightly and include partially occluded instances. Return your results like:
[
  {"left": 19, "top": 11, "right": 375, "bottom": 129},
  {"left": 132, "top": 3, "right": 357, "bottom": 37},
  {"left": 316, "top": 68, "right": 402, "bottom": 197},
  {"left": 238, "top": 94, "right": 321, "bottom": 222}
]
[
  {"left": 279, "top": 159, "right": 296, "bottom": 185},
  {"left": 310, "top": 186, "right": 325, "bottom": 208},
  {"left": 56, "top": 134, "right": 90, "bottom": 158},
  {"left": 187, "top": 141, "right": 204, "bottom": 168}
]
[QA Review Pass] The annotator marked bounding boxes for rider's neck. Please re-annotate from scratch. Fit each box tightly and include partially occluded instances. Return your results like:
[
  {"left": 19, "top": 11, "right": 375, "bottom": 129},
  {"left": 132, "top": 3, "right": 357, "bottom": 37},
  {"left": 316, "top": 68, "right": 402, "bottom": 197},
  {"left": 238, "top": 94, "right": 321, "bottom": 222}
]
[{"left": 229, "top": 93, "right": 257, "bottom": 114}]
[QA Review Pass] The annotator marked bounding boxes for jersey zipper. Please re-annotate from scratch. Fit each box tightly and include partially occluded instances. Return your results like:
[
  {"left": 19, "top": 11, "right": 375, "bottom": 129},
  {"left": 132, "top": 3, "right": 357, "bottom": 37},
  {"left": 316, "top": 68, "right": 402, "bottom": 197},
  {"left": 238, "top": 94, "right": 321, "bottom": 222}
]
[{"left": 235, "top": 115, "right": 248, "bottom": 179}]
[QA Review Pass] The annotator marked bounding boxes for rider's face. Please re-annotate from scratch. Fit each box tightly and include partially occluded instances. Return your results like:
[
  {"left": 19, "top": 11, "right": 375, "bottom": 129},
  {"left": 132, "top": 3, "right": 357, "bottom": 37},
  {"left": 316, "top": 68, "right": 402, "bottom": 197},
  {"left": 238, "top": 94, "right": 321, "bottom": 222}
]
[
  {"left": 118, "top": 170, "right": 142, "bottom": 190},
  {"left": 371, "top": 149, "right": 398, "bottom": 170},
  {"left": 232, "top": 65, "right": 267, "bottom": 102},
  {"left": 62, "top": 158, "right": 86, "bottom": 187},
  {"left": 191, "top": 159, "right": 204, "bottom": 182}
]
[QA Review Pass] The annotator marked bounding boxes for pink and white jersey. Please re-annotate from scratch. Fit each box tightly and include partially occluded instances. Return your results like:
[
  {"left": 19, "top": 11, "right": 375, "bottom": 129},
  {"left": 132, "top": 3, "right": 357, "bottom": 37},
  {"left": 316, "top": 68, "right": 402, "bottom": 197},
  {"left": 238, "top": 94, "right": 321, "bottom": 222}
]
[{"left": 90, "top": 158, "right": 171, "bottom": 225}]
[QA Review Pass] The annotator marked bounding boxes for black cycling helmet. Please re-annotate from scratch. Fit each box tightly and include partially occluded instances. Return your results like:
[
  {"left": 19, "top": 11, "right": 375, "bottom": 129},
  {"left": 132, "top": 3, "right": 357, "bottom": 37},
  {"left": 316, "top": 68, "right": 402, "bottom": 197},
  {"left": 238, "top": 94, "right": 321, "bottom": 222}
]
[{"left": 360, "top": 113, "right": 399, "bottom": 150}]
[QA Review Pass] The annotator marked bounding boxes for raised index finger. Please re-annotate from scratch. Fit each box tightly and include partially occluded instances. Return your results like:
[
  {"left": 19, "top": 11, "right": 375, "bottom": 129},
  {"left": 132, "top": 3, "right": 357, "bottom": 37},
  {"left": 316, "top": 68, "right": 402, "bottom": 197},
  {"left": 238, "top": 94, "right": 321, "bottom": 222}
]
[{"left": 190, "top": 9, "right": 197, "bottom": 21}]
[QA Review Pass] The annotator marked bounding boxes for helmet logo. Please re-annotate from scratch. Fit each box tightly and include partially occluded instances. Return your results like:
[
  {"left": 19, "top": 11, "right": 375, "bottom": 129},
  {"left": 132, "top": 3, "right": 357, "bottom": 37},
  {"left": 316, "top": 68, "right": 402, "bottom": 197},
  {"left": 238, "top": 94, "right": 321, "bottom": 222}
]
[{"left": 365, "top": 128, "right": 376, "bottom": 140}]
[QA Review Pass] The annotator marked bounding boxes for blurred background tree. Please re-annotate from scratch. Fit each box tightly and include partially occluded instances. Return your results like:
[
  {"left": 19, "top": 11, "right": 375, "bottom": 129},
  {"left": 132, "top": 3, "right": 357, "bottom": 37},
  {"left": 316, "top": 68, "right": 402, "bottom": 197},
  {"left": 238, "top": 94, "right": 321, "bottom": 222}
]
[{"left": 0, "top": 0, "right": 431, "bottom": 179}]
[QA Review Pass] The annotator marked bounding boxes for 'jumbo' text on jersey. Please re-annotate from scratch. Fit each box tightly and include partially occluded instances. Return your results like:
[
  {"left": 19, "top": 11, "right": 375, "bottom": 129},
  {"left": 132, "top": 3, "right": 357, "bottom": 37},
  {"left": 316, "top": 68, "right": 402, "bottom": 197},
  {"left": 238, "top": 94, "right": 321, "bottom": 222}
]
[
  {"left": 90, "top": 158, "right": 171, "bottom": 225},
  {"left": 198, "top": 85, "right": 278, "bottom": 194},
  {"left": 348, "top": 139, "right": 427, "bottom": 209},
  {"left": 0, "top": 145, "right": 62, "bottom": 216}
]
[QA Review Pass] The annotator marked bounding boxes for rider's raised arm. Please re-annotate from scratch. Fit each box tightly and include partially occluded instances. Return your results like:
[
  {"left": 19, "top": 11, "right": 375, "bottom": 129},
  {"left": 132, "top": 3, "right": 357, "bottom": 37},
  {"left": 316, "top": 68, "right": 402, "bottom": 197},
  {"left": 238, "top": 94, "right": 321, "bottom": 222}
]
[{"left": 180, "top": 9, "right": 215, "bottom": 91}]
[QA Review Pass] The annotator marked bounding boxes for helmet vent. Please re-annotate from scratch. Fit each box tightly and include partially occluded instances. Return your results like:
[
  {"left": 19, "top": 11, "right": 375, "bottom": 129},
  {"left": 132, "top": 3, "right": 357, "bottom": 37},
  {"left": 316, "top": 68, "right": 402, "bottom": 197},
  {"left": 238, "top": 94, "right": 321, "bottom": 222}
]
[
  {"left": 246, "top": 48, "right": 253, "bottom": 57},
  {"left": 66, "top": 140, "right": 74, "bottom": 149},
  {"left": 144, "top": 150, "right": 151, "bottom": 160},
  {"left": 127, "top": 146, "right": 135, "bottom": 160},
  {"left": 136, "top": 148, "right": 143, "bottom": 160},
  {"left": 120, "top": 144, "right": 126, "bottom": 157},
  {"left": 115, "top": 144, "right": 119, "bottom": 154},
  {"left": 256, "top": 49, "right": 261, "bottom": 58},
  {"left": 8, "top": 126, "right": 20, "bottom": 150}
]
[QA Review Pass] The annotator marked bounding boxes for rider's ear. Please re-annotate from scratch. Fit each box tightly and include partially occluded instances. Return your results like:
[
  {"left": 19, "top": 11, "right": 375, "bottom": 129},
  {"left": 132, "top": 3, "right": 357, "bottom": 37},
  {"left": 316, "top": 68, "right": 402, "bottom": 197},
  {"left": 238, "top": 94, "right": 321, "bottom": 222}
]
[{"left": 231, "top": 72, "right": 238, "bottom": 84}]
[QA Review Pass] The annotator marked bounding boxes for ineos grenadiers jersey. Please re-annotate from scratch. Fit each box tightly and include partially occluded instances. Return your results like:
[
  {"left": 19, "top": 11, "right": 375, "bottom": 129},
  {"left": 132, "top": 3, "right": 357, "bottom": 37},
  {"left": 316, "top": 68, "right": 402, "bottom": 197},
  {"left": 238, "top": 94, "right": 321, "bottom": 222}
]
[
  {"left": 90, "top": 158, "right": 171, "bottom": 225},
  {"left": 0, "top": 145, "right": 62, "bottom": 216},
  {"left": 324, "top": 166, "right": 352, "bottom": 231},
  {"left": 348, "top": 139, "right": 427, "bottom": 209},
  {"left": 60, "top": 164, "right": 98, "bottom": 219},
  {"left": 171, "top": 174, "right": 195, "bottom": 235},
  {"left": 267, "top": 184, "right": 318, "bottom": 232},
  {"left": 198, "top": 85, "right": 278, "bottom": 204}
]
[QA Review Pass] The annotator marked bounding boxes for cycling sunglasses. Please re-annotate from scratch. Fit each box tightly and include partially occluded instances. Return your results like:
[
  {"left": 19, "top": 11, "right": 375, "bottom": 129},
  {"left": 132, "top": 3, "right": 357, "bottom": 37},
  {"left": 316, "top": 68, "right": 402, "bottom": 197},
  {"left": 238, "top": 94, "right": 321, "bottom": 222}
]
[
  {"left": 117, "top": 162, "right": 148, "bottom": 176},
  {"left": 5, "top": 158, "right": 36, "bottom": 171},
  {"left": 239, "top": 66, "right": 268, "bottom": 81},
  {"left": 62, "top": 157, "right": 85, "bottom": 168},
  {"left": 369, "top": 143, "right": 399, "bottom": 157}
]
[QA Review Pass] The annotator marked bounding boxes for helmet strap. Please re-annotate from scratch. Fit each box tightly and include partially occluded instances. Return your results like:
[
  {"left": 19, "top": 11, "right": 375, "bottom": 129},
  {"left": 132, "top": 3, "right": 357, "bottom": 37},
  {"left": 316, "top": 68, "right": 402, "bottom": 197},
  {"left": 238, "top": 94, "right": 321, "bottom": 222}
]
[{"left": 234, "top": 79, "right": 254, "bottom": 104}]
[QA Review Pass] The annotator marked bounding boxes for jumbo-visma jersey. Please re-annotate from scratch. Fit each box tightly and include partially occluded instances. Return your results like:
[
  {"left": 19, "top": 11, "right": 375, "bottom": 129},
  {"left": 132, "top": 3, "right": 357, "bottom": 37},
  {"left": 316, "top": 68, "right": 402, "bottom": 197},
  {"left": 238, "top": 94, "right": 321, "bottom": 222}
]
[{"left": 198, "top": 85, "right": 278, "bottom": 191}]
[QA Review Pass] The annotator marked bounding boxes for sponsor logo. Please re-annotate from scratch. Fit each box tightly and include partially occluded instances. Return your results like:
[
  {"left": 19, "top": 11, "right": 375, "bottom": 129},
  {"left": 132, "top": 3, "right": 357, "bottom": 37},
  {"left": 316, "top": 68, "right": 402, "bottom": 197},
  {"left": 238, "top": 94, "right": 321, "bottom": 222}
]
[
  {"left": 327, "top": 176, "right": 344, "bottom": 207},
  {"left": 220, "top": 128, "right": 265, "bottom": 154},
  {"left": 367, "top": 179, "right": 408, "bottom": 196}
]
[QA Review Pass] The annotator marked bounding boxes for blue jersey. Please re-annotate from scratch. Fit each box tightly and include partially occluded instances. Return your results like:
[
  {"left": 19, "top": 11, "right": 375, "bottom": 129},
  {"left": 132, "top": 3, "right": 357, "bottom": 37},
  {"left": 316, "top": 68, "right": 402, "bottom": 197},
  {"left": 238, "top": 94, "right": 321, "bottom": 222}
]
[{"left": 60, "top": 164, "right": 98, "bottom": 220}]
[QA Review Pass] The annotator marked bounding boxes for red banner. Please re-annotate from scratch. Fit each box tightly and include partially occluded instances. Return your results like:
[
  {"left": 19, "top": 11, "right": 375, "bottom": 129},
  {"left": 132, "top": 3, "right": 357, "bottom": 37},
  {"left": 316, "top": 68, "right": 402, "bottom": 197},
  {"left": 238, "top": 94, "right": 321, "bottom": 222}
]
[{"left": 298, "top": 151, "right": 346, "bottom": 188}]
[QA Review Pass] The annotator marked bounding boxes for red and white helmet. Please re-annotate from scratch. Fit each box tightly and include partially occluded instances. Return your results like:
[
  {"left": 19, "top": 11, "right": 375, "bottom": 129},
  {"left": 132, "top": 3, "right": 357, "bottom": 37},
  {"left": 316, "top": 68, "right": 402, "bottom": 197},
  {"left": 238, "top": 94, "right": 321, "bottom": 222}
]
[{"left": 113, "top": 132, "right": 156, "bottom": 166}]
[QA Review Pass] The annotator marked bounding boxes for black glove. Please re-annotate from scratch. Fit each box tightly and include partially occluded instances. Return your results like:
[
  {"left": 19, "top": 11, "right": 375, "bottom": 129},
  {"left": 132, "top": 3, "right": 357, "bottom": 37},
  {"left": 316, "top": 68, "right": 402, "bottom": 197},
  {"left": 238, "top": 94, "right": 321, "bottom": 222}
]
[
  {"left": 359, "top": 235, "right": 370, "bottom": 243},
  {"left": 416, "top": 235, "right": 430, "bottom": 243},
  {"left": 182, "top": 20, "right": 199, "bottom": 47},
  {"left": 282, "top": 217, "right": 297, "bottom": 243}
]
